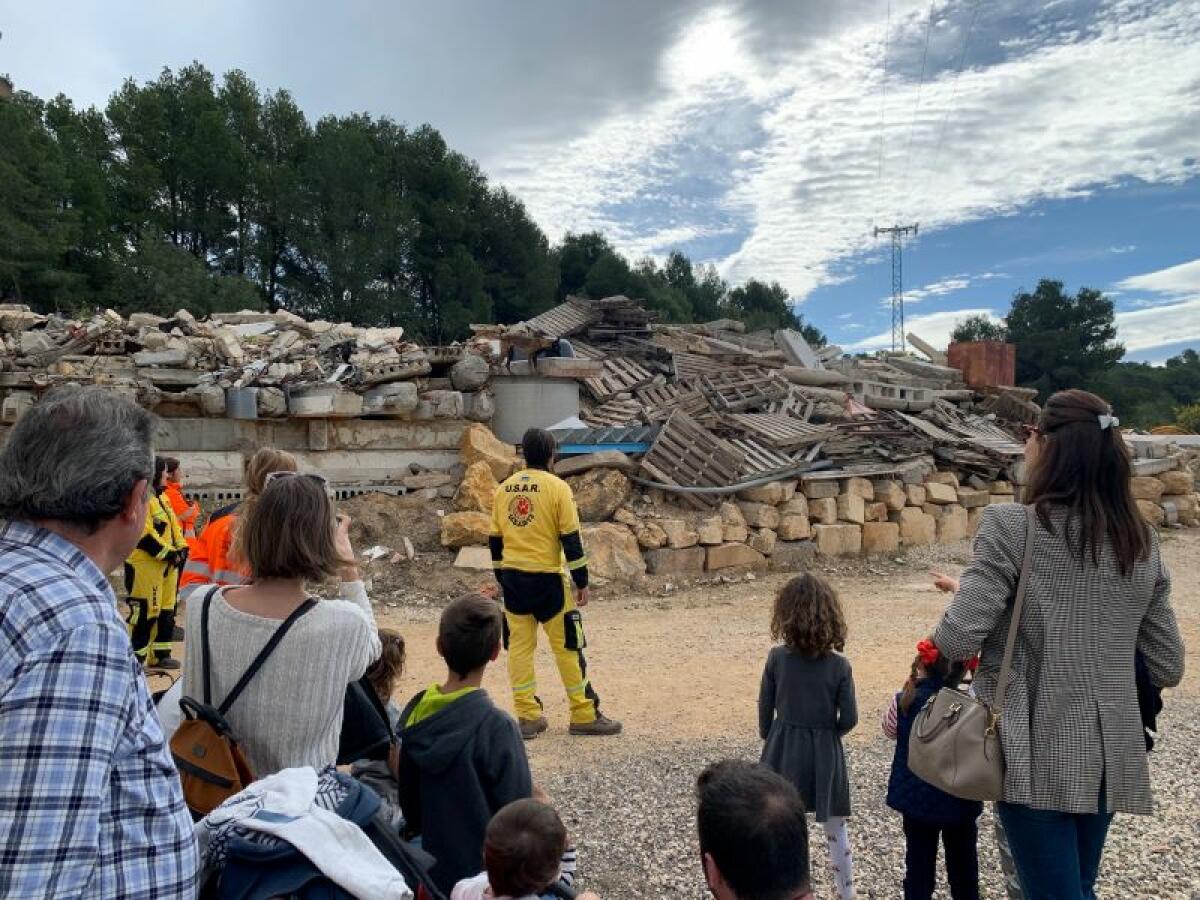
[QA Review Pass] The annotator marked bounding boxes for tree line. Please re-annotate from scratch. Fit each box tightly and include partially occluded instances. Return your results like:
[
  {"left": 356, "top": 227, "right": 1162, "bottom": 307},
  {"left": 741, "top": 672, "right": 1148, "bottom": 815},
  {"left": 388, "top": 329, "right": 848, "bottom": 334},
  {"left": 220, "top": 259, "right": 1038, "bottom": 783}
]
[
  {"left": 951, "top": 280, "right": 1199, "bottom": 429},
  {"left": 0, "top": 63, "right": 821, "bottom": 344}
]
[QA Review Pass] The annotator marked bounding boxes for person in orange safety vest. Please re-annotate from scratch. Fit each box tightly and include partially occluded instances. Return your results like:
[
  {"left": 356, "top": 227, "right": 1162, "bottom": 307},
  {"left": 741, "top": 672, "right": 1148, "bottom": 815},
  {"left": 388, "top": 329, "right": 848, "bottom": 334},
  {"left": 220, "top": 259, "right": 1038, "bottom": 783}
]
[{"left": 161, "top": 458, "right": 201, "bottom": 540}]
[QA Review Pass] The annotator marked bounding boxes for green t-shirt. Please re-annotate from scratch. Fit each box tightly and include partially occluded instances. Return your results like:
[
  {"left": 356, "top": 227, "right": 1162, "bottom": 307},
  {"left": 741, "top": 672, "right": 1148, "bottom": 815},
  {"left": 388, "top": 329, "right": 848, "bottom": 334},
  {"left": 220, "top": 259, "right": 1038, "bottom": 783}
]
[{"left": 405, "top": 683, "right": 479, "bottom": 726}]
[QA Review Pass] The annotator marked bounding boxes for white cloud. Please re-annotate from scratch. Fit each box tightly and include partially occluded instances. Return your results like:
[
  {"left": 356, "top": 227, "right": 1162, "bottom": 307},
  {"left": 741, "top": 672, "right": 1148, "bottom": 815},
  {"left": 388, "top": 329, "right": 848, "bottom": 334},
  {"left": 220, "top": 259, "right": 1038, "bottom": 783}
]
[
  {"left": 1115, "top": 257, "right": 1200, "bottom": 295},
  {"left": 845, "top": 307, "right": 1001, "bottom": 353},
  {"left": 1115, "top": 298, "right": 1200, "bottom": 352},
  {"left": 494, "top": 1, "right": 1200, "bottom": 299}
]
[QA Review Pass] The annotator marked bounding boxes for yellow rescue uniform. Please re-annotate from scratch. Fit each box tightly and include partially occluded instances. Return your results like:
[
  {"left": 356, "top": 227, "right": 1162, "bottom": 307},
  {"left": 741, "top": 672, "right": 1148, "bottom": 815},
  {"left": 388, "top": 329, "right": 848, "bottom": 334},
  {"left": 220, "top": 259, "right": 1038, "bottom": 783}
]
[
  {"left": 490, "top": 467, "right": 598, "bottom": 725},
  {"left": 124, "top": 493, "right": 175, "bottom": 660},
  {"left": 150, "top": 489, "right": 188, "bottom": 661}
]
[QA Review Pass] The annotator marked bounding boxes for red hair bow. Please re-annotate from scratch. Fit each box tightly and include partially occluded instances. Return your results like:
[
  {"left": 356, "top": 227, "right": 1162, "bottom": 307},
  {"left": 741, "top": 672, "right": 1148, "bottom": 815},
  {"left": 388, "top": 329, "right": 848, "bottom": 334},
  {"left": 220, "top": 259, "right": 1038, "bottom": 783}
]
[
  {"left": 917, "top": 639, "right": 939, "bottom": 666},
  {"left": 964, "top": 656, "right": 980, "bottom": 672}
]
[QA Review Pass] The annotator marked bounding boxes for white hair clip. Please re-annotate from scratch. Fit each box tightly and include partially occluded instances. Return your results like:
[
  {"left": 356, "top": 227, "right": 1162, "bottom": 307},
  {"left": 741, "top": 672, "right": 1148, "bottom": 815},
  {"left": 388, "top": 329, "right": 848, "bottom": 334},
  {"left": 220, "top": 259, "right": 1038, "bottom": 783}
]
[{"left": 1098, "top": 414, "right": 1119, "bottom": 430}]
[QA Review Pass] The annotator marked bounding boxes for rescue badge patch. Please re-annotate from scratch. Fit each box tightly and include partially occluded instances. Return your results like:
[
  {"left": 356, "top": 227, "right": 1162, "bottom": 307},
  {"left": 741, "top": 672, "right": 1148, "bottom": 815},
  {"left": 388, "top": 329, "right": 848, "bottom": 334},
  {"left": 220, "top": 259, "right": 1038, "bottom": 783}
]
[{"left": 507, "top": 495, "right": 535, "bottom": 526}]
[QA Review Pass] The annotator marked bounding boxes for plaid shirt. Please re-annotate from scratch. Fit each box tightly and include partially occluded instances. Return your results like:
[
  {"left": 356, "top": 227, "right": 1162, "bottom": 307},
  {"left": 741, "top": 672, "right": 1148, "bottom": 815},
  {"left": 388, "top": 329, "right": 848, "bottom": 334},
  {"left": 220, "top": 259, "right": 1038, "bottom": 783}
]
[
  {"left": 0, "top": 520, "right": 197, "bottom": 897},
  {"left": 935, "top": 504, "right": 1185, "bottom": 816}
]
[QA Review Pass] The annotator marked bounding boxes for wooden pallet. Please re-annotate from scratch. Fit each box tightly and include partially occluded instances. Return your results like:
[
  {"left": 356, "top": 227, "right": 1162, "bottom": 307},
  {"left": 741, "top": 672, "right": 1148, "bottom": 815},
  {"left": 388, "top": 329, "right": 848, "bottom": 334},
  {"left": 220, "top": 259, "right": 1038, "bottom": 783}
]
[
  {"left": 581, "top": 398, "right": 644, "bottom": 427},
  {"left": 672, "top": 352, "right": 739, "bottom": 380},
  {"left": 696, "top": 368, "right": 789, "bottom": 412},
  {"left": 639, "top": 411, "right": 746, "bottom": 509},
  {"left": 520, "top": 297, "right": 600, "bottom": 339},
  {"left": 727, "top": 437, "right": 798, "bottom": 478},
  {"left": 636, "top": 382, "right": 711, "bottom": 422},
  {"left": 721, "top": 413, "right": 834, "bottom": 450},
  {"left": 583, "top": 356, "right": 656, "bottom": 401}
]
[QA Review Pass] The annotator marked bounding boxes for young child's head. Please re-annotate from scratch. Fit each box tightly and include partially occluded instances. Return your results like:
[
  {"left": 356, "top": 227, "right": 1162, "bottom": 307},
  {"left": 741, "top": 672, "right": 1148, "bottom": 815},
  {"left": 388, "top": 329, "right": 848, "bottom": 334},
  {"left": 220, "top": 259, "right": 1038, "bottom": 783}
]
[
  {"left": 899, "top": 638, "right": 974, "bottom": 712},
  {"left": 437, "top": 593, "right": 503, "bottom": 679},
  {"left": 770, "top": 573, "right": 846, "bottom": 658},
  {"left": 483, "top": 799, "right": 568, "bottom": 897},
  {"left": 366, "top": 629, "right": 406, "bottom": 703}
]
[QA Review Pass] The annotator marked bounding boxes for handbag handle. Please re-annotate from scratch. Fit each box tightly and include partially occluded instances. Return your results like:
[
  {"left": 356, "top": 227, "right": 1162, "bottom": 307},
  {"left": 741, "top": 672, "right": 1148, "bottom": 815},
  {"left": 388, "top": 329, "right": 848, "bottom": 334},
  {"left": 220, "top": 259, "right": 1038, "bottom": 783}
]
[{"left": 990, "top": 504, "right": 1036, "bottom": 732}]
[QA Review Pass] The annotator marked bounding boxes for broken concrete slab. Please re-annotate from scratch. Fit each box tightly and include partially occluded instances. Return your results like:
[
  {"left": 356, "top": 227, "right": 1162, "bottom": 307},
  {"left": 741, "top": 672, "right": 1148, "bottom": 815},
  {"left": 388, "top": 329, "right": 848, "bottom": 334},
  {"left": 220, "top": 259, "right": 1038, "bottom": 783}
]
[
  {"left": 644, "top": 546, "right": 706, "bottom": 575},
  {"left": 453, "top": 546, "right": 494, "bottom": 571},
  {"left": 775, "top": 329, "right": 824, "bottom": 369},
  {"left": 554, "top": 451, "right": 637, "bottom": 478}
]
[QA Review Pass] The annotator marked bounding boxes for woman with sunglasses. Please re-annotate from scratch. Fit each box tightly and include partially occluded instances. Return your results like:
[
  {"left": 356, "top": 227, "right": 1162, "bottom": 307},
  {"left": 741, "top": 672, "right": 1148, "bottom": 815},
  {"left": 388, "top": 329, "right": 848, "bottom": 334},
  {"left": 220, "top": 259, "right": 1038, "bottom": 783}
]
[
  {"left": 181, "top": 470, "right": 381, "bottom": 779},
  {"left": 932, "top": 389, "right": 1184, "bottom": 899}
]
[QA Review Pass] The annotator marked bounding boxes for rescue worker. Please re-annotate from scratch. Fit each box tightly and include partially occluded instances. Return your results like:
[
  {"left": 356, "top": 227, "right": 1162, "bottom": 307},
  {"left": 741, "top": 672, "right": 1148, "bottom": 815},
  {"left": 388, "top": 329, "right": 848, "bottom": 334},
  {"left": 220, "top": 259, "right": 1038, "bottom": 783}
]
[
  {"left": 162, "top": 457, "right": 201, "bottom": 540},
  {"left": 150, "top": 463, "right": 189, "bottom": 669},
  {"left": 489, "top": 428, "right": 622, "bottom": 739},
  {"left": 179, "top": 447, "right": 297, "bottom": 601},
  {"left": 125, "top": 457, "right": 186, "bottom": 669}
]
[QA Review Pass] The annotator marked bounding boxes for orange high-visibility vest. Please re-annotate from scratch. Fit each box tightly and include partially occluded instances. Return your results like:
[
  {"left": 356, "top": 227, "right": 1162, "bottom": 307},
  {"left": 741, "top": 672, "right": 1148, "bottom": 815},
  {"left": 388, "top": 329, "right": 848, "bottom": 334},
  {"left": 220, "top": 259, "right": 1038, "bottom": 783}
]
[
  {"left": 163, "top": 481, "right": 200, "bottom": 538},
  {"left": 179, "top": 503, "right": 249, "bottom": 595}
]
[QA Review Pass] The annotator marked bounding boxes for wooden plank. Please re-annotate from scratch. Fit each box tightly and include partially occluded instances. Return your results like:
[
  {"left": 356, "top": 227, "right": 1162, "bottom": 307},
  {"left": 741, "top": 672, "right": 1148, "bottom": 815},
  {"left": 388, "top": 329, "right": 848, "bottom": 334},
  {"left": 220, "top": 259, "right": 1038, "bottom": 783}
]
[
  {"left": 722, "top": 413, "right": 833, "bottom": 450},
  {"left": 639, "top": 411, "right": 746, "bottom": 508}
]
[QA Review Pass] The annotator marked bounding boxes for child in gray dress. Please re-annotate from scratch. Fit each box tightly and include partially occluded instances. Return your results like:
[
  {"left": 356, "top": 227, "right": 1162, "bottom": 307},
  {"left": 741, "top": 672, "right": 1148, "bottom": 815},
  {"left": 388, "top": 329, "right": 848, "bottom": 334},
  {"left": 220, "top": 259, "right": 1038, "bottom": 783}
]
[{"left": 760, "top": 574, "right": 858, "bottom": 900}]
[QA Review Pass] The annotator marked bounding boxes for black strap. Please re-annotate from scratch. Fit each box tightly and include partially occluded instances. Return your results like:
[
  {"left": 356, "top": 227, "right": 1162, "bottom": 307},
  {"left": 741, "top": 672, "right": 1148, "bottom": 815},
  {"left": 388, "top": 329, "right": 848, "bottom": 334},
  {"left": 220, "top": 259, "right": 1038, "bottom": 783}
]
[{"left": 201, "top": 586, "right": 317, "bottom": 715}]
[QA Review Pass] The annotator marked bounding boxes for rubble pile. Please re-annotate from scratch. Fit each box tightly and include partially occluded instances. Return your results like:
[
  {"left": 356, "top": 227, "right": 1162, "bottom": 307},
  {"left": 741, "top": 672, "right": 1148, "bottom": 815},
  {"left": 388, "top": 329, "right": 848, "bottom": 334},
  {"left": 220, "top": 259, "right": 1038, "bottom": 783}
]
[{"left": 0, "top": 304, "right": 497, "bottom": 424}]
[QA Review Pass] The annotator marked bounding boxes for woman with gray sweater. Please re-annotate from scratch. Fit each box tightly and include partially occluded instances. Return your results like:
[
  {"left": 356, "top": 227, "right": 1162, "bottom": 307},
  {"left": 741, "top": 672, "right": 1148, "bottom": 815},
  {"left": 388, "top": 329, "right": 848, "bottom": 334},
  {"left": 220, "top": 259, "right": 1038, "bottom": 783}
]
[
  {"left": 934, "top": 389, "right": 1184, "bottom": 900},
  {"left": 183, "top": 471, "right": 381, "bottom": 779}
]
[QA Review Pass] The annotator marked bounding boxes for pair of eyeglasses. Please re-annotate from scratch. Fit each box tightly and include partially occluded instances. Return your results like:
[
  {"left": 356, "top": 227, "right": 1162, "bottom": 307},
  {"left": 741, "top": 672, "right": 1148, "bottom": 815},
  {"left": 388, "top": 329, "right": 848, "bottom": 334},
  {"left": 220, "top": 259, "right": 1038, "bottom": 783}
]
[{"left": 264, "top": 471, "right": 330, "bottom": 488}]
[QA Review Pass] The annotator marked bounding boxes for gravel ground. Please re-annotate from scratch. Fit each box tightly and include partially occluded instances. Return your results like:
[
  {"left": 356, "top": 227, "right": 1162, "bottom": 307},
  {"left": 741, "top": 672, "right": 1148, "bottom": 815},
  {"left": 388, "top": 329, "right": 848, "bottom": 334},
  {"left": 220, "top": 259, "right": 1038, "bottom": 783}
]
[{"left": 540, "top": 699, "right": 1200, "bottom": 899}]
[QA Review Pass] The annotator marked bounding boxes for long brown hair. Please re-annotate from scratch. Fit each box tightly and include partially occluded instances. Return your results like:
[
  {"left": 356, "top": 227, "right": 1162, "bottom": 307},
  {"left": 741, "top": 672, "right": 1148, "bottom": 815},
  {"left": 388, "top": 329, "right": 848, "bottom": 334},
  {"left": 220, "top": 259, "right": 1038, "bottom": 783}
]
[
  {"left": 1024, "top": 389, "right": 1149, "bottom": 575},
  {"left": 235, "top": 475, "right": 349, "bottom": 581},
  {"left": 770, "top": 573, "right": 847, "bottom": 657}
]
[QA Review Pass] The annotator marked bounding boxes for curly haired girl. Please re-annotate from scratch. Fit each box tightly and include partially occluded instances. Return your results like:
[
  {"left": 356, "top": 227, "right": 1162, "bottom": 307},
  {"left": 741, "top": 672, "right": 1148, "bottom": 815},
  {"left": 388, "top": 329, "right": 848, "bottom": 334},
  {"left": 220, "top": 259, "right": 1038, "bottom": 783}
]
[{"left": 759, "top": 573, "right": 858, "bottom": 900}]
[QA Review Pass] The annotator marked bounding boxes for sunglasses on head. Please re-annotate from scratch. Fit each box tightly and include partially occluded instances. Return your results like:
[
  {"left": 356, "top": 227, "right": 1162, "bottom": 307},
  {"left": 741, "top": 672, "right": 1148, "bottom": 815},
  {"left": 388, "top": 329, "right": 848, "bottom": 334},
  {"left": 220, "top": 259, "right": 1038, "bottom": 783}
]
[{"left": 264, "top": 471, "right": 330, "bottom": 488}]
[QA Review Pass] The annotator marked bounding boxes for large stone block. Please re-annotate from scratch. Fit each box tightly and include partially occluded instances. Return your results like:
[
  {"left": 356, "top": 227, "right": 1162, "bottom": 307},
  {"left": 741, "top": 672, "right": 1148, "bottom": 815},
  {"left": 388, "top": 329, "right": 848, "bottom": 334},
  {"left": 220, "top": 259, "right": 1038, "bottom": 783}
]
[
  {"left": 777, "top": 514, "right": 811, "bottom": 541},
  {"left": 460, "top": 423, "right": 518, "bottom": 481},
  {"left": 1136, "top": 499, "right": 1165, "bottom": 527},
  {"left": 750, "top": 528, "right": 777, "bottom": 556},
  {"left": 440, "top": 511, "right": 492, "bottom": 548},
  {"left": 861, "top": 522, "right": 900, "bottom": 555},
  {"left": 836, "top": 493, "right": 866, "bottom": 525},
  {"left": 449, "top": 354, "right": 490, "bottom": 392},
  {"left": 698, "top": 516, "right": 725, "bottom": 546},
  {"left": 898, "top": 511, "right": 937, "bottom": 546},
  {"left": 968, "top": 507, "right": 985, "bottom": 536},
  {"left": 808, "top": 497, "right": 837, "bottom": 525},
  {"left": 770, "top": 540, "right": 817, "bottom": 571},
  {"left": 660, "top": 518, "right": 700, "bottom": 549},
  {"left": 937, "top": 505, "right": 969, "bottom": 543},
  {"left": 905, "top": 484, "right": 927, "bottom": 507},
  {"left": 928, "top": 471, "right": 960, "bottom": 488},
  {"left": 813, "top": 523, "right": 862, "bottom": 557},
  {"left": 873, "top": 480, "right": 907, "bottom": 511},
  {"left": 989, "top": 494, "right": 1015, "bottom": 506},
  {"left": 738, "top": 501, "right": 781, "bottom": 530},
  {"left": 803, "top": 480, "right": 840, "bottom": 500},
  {"left": 644, "top": 546, "right": 706, "bottom": 575},
  {"left": 706, "top": 543, "right": 768, "bottom": 571},
  {"left": 1130, "top": 477, "right": 1165, "bottom": 502},
  {"left": 453, "top": 460, "right": 499, "bottom": 513},
  {"left": 720, "top": 501, "right": 745, "bottom": 525},
  {"left": 925, "top": 482, "right": 958, "bottom": 505},
  {"left": 990, "top": 481, "right": 1013, "bottom": 494},
  {"left": 843, "top": 477, "right": 875, "bottom": 500},
  {"left": 737, "top": 481, "right": 784, "bottom": 505},
  {"left": 957, "top": 488, "right": 990, "bottom": 509},
  {"left": 566, "top": 469, "right": 632, "bottom": 521},
  {"left": 555, "top": 451, "right": 637, "bottom": 478},
  {"left": 723, "top": 523, "right": 749, "bottom": 543},
  {"left": 1158, "top": 470, "right": 1196, "bottom": 495},
  {"left": 1162, "top": 494, "right": 1199, "bottom": 526},
  {"left": 868, "top": 502, "right": 889, "bottom": 523},
  {"left": 779, "top": 498, "right": 810, "bottom": 517},
  {"left": 362, "top": 382, "right": 420, "bottom": 417},
  {"left": 779, "top": 481, "right": 799, "bottom": 502},
  {"left": 582, "top": 523, "right": 647, "bottom": 580}
]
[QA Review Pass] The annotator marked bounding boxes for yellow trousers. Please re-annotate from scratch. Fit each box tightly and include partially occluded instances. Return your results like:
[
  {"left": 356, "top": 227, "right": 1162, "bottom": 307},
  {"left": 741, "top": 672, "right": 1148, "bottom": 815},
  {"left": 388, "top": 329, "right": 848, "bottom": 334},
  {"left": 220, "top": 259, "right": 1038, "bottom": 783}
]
[
  {"left": 124, "top": 558, "right": 166, "bottom": 659},
  {"left": 505, "top": 586, "right": 599, "bottom": 725},
  {"left": 151, "top": 565, "right": 181, "bottom": 658}
]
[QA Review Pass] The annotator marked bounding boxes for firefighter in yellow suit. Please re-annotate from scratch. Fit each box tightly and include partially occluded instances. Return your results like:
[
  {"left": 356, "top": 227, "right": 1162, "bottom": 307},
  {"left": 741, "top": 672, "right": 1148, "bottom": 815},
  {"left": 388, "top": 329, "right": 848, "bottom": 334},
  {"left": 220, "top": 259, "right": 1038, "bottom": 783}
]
[
  {"left": 124, "top": 457, "right": 187, "bottom": 669},
  {"left": 149, "top": 471, "right": 189, "bottom": 670},
  {"left": 490, "top": 429, "right": 622, "bottom": 739}
]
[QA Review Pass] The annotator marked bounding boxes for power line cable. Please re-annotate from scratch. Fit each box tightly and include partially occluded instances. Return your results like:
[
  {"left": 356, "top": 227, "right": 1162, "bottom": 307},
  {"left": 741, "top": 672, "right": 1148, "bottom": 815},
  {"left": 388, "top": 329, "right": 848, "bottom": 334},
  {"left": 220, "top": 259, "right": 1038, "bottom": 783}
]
[{"left": 900, "top": 0, "right": 938, "bottom": 219}]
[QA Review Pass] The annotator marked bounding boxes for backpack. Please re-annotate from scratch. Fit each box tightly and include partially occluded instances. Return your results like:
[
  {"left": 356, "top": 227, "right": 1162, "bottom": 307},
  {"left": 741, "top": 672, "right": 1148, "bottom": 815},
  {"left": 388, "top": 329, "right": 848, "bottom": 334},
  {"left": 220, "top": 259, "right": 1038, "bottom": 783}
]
[{"left": 171, "top": 586, "right": 316, "bottom": 819}]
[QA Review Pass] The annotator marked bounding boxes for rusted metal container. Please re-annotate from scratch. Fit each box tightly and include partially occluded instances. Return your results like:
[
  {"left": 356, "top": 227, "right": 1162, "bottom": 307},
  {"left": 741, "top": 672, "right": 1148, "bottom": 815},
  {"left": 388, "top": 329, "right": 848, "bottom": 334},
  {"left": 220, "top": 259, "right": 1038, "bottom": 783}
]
[{"left": 947, "top": 341, "right": 1016, "bottom": 389}]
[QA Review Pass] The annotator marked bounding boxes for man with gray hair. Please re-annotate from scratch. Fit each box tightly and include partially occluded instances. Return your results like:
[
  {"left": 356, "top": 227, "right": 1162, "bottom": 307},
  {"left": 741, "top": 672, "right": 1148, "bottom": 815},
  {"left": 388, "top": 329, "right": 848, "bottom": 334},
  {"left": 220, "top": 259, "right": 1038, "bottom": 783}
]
[{"left": 0, "top": 386, "right": 197, "bottom": 897}]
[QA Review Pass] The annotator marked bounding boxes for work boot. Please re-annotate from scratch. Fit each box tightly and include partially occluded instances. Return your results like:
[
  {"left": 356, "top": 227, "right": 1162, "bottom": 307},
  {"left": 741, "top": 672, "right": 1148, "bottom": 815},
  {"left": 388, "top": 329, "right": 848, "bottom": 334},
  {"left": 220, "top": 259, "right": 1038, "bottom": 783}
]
[
  {"left": 569, "top": 714, "right": 623, "bottom": 736},
  {"left": 151, "top": 655, "right": 181, "bottom": 671},
  {"left": 171, "top": 625, "right": 185, "bottom": 641},
  {"left": 519, "top": 716, "right": 549, "bottom": 741}
]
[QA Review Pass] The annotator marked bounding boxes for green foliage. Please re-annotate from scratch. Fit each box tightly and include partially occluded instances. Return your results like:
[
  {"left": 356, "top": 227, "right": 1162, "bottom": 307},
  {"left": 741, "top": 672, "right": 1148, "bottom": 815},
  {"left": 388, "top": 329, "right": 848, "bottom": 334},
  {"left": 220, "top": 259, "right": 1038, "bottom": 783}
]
[
  {"left": 724, "top": 279, "right": 826, "bottom": 346},
  {"left": 951, "top": 314, "right": 1007, "bottom": 343},
  {"left": 1004, "top": 279, "right": 1123, "bottom": 401},
  {"left": 107, "top": 238, "right": 261, "bottom": 317},
  {"left": 1176, "top": 402, "right": 1200, "bottom": 434},
  {"left": 1092, "top": 349, "right": 1200, "bottom": 429}
]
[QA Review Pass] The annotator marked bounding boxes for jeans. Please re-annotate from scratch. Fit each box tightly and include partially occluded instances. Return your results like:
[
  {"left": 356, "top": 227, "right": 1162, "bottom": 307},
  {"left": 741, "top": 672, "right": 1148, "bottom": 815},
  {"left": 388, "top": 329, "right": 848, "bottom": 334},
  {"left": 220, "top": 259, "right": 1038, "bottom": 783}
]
[
  {"left": 902, "top": 816, "right": 980, "bottom": 900},
  {"left": 996, "top": 792, "right": 1114, "bottom": 900}
]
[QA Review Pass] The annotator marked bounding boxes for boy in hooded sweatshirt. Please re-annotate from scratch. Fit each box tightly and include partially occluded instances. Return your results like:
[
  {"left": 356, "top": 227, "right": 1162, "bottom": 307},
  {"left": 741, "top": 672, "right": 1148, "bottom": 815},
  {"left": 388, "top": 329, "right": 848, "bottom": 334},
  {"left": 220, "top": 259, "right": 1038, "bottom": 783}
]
[{"left": 399, "top": 593, "right": 533, "bottom": 894}]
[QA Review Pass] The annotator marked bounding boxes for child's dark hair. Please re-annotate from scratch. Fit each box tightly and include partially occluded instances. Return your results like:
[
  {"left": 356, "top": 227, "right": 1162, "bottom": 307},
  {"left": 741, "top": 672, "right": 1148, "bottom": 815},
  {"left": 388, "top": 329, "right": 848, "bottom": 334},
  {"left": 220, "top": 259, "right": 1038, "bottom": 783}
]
[
  {"left": 771, "top": 573, "right": 846, "bottom": 657},
  {"left": 366, "top": 629, "right": 406, "bottom": 702},
  {"left": 521, "top": 428, "right": 557, "bottom": 470},
  {"left": 438, "top": 594, "right": 502, "bottom": 678},
  {"left": 483, "top": 798, "right": 567, "bottom": 897},
  {"left": 898, "top": 641, "right": 970, "bottom": 714}
]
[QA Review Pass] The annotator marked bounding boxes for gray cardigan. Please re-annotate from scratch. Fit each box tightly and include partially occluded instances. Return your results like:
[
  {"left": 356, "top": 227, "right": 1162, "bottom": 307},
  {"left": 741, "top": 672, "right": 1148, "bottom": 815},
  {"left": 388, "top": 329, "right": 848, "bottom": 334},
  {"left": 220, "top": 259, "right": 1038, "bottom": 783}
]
[{"left": 935, "top": 504, "right": 1184, "bottom": 815}]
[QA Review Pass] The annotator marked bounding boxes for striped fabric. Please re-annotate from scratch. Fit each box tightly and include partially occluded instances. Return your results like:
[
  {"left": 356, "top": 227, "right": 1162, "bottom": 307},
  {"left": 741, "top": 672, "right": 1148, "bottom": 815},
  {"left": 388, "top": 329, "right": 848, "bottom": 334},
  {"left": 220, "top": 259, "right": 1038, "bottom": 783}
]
[{"left": 935, "top": 504, "right": 1184, "bottom": 815}]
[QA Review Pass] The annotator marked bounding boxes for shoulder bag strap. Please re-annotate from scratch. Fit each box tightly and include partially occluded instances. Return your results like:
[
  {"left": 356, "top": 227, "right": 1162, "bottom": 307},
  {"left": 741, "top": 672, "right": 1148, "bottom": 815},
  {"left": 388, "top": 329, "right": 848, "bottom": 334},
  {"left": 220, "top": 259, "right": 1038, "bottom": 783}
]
[
  {"left": 991, "top": 504, "right": 1036, "bottom": 728},
  {"left": 217, "top": 598, "right": 318, "bottom": 716},
  {"left": 200, "top": 585, "right": 222, "bottom": 706}
]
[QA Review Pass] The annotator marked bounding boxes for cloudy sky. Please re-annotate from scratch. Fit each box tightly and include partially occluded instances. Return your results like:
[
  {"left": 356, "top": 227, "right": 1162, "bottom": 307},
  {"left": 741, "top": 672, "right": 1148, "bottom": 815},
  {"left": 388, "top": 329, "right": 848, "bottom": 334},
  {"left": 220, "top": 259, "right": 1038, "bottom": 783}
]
[{"left": 4, "top": 0, "right": 1199, "bottom": 361}]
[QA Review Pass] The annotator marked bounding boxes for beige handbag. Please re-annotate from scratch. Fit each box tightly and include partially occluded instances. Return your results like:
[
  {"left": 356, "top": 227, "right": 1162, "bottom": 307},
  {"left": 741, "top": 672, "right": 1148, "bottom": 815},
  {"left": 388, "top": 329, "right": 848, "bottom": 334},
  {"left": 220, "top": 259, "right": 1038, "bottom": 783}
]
[{"left": 907, "top": 505, "right": 1034, "bottom": 802}]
